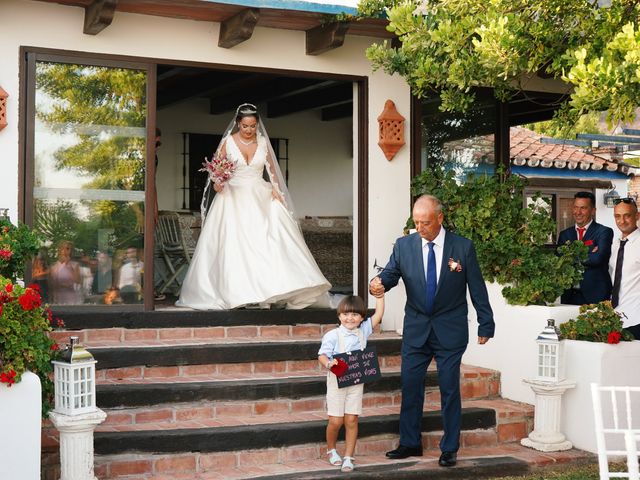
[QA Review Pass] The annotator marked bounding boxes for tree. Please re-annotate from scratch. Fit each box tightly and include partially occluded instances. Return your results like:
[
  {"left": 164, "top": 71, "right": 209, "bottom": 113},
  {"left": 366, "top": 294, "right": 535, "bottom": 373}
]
[{"left": 358, "top": 0, "right": 640, "bottom": 127}]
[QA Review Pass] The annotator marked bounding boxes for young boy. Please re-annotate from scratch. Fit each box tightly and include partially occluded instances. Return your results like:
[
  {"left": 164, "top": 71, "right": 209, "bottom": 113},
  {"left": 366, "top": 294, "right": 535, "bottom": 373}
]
[{"left": 317, "top": 291, "right": 384, "bottom": 472}]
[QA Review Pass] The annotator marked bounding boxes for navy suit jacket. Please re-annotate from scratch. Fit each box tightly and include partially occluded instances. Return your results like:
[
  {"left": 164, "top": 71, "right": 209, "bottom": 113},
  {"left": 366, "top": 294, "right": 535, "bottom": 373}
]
[
  {"left": 557, "top": 221, "right": 613, "bottom": 304},
  {"left": 379, "top": 230, "right": 495, "bottom": 350}
]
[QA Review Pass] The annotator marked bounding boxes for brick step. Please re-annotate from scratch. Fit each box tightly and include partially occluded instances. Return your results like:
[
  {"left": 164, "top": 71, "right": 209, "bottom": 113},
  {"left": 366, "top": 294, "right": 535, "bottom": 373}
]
[
  {"left": 51, "top": 307, "right": 339, "bottom": 330},
  {"left": 92, "top": 407, "right": 498, "bottom": 455},
  {"left": 86, "top": 336, "right": 402, "bottom": 370},
  {"left": 94, "top": 377, "right": 501, "bottom": 429},
  {"left": 94, "top": 354, "right": 401, "bottom": 381},
  {"left": 91, "top": 442, "right": 592, "bottom": 480},
  {"left": 94, "top": 365, "right": 499, "bottom": 408},
  {"left": 48, "top": 322, "right": 338, "bottom": 345},
  {"left": 89, "top": 398, "right": 531, "bottom": 438}
]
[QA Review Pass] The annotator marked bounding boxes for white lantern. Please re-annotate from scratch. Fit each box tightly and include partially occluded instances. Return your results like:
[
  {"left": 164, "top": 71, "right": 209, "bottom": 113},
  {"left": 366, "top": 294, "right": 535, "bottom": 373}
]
[
  {"left": 52, "top": 336, "right": 97, "bottom": 415},
  {"left": 536, "top": 319, "right": 564, "bottom": 383}
]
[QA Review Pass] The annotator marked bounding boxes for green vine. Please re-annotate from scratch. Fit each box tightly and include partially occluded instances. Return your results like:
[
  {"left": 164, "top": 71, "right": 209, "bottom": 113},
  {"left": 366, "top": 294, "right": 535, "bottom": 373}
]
[{"left": 410, "top": 167, "right": 588, "bottom": 305}]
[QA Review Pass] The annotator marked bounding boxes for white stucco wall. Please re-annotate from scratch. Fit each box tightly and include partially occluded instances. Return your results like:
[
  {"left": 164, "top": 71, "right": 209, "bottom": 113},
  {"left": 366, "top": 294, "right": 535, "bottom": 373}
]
[
  {"left": 0, "top": 0, "right": 412, "bottom": 309},
  {"left": 595, "top": 178, "right": 631, "bottom": 232}
]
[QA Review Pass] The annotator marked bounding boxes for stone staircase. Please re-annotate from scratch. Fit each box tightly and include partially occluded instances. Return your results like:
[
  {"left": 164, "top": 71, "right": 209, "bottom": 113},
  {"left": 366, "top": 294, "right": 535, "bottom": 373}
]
[{"left": 41, "top": 308, "right": 541, "bottom": 479}]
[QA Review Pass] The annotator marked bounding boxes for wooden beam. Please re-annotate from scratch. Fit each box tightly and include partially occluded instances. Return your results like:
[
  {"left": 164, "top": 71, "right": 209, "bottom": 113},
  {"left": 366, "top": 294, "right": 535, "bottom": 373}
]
[
  {"left": 267, "top": 83, "right": 352, "bottom": 118},
  {"left": 305, "top": 22, "right": 349, "bottom": 55},
  {"left": 218, "top": 8, "right": 260, "bottom": 49},
  {"left": 83, "top": 0, "right": 117, "bottom": 35},
  {"left": 321, "top": 102, "right": 352, "bottom": 121},
  {"left": 157, "top": 70, "right": 246, "bottom": 109},
  {"left": 210, "top": 77, "right": 326, "bottom": 114}
]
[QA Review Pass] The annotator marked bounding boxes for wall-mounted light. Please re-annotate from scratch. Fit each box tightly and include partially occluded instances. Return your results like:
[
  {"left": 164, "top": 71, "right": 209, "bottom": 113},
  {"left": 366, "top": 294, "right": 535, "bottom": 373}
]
[
  {"left": 377, "top": 100, "right": 405, "bottom": 161},
  {"left": 603, "top": 189, "right": 620, "bottom": 208},
  {"left": 0, "top": 87, "right": 8, "bottom": 131}
]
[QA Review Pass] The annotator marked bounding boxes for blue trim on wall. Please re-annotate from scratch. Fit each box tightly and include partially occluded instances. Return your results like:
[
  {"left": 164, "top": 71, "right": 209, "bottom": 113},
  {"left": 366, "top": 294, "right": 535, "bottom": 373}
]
[
  {"left": 201, "top": 0, "right": 358, "bottom": 14},
  {"left": 511, "top": 166, "right": 629, "bottom": 180}
]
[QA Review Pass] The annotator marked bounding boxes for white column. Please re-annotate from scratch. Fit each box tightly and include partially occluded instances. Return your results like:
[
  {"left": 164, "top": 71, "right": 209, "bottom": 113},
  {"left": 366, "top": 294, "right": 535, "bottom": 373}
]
[
  {"left": 521, "top": 379, "right": 575, "bottom": 452},
  {"left": 49, "top": 410, "right": 107, "bottom": 480}
]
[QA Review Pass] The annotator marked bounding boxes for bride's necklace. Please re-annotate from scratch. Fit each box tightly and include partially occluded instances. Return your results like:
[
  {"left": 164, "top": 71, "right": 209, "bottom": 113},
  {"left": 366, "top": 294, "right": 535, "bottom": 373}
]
[{"left": 238, "top": 137, "right": 256, "bottom": 146}]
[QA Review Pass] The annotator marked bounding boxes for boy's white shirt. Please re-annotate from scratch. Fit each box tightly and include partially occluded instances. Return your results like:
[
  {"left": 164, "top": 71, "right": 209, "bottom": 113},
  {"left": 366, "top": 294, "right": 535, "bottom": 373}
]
[{"left": 318, "top": 318, "right": 373, "bottom": 359}]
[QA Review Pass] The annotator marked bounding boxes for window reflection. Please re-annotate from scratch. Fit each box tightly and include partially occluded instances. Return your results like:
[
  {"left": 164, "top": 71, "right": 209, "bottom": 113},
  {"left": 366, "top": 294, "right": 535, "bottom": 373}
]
[
  {"left": 421, "top": 92, "right": 497, "bottom": 178},
  {"left": 31, "top": 60, "right": 147, "bottom": 306}
]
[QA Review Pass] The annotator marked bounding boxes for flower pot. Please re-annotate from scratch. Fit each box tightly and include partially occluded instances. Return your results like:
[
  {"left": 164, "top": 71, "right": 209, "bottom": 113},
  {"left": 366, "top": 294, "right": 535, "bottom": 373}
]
[
  {"left": 561, "top": 339, "right": 640, "bottom": 453},
  {"left": 0, "top": 371, "right": 41, "bottom": 480}
]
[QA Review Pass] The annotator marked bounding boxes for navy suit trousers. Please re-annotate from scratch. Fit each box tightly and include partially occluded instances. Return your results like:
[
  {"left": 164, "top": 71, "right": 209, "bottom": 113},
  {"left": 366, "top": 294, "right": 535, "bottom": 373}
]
[{"left": 400, "top": 330, "right": 466, "bottom": 452}]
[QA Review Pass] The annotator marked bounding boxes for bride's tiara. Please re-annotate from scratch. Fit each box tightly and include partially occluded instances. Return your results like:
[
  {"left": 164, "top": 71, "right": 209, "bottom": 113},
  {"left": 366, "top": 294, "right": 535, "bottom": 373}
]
[{"left": 236, "top": 103, "right": 258, "bottom": 115}]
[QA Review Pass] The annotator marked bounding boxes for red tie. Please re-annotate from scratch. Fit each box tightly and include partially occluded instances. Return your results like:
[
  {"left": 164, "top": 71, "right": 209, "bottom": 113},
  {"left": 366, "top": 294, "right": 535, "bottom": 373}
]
[{"left": 577, "top": 227, "right": 585, "bottom": 241}]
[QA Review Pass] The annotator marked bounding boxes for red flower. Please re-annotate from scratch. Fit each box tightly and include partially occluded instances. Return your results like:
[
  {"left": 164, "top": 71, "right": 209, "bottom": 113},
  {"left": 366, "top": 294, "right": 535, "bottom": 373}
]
[
  {"left": 55, "top": 317, "right": 65, "bottom": 328},
  {"left": 330, "top": 358, "right": 349, "bottom": 377},
  {"left": 28, "top": 283, "right": 41, "bottom": 292},
  {"left": 18, "top": 289, "right": 42, "bottom": 311},
  {"left": 50, "top": 343, "right": 60, "bottom": 351},
  {"left": 0, "top": 249, "right": 12, "bottom": 260},
  {"left": 607, "top": 331, "right": 621, "bottom": 344},
  {"left": 0, "top": 370, "right": 17, "bottom": 387},
  {"left": 5, "top": 283, "right": 13, "bottom": 293}
]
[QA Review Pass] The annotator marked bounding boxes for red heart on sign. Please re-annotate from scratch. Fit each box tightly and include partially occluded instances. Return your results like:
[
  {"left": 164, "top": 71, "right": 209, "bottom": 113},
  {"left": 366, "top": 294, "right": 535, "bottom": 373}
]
[{"left": 330, "top": 358, "right": 348, "bottom": 377}]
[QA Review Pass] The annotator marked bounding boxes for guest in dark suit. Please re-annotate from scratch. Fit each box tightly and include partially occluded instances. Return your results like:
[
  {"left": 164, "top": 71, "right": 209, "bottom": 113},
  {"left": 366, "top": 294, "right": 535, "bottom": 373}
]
[
  {"left": 369, "top": 195, "right": 494, "bottom": 467},
  {"left": 557, "top": 191, "right": 613, "bottom": 305}
]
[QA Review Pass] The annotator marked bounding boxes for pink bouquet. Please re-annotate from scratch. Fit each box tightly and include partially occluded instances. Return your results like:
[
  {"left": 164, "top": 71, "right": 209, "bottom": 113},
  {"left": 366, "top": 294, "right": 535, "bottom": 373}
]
[{"left": 200, "top": 153, "right": 236, "bottom": 184}]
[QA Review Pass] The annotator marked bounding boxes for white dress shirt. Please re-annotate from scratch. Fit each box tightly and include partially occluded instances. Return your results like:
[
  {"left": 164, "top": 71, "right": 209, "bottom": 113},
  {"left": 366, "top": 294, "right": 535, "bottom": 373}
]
[
  {"left": 318, "top": 318, "right": 373, "bottom": 358},
  {"left": 575, "top": 220, "right": 593, "bottom": 239},
  {"left": 421, "top": 227, "right": 446, "bottom": 284},
  {"left": 609, "top": 228, "right": 640, "bottom": 328}
]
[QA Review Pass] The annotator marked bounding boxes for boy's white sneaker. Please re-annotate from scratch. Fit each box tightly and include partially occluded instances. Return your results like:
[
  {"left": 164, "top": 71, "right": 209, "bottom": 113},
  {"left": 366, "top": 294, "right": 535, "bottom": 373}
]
[
  {"left": 327, "top": 449, "right": 342, "bottom": 466},
  {"left": 341, "top": 456, "right": 355, "bottom": 472}
]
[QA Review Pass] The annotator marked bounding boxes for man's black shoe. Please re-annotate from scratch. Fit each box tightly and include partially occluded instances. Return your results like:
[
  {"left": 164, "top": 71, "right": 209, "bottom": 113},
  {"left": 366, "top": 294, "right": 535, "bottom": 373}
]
[
  {"left": 385, "top": 446, "right": 423, "bottom": 459},
  {"left": 438, "top": 451, "right": 457, "bottom": 467}
]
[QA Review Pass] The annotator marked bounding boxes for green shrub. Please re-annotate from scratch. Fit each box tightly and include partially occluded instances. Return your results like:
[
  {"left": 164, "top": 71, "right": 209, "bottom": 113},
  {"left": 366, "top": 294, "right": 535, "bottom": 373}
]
[
  {"left": 560, "top": 300, "right": 633, "bottom": 343},
  {"left": 410, "top": 167, "right": 587, "bottom": 305}
]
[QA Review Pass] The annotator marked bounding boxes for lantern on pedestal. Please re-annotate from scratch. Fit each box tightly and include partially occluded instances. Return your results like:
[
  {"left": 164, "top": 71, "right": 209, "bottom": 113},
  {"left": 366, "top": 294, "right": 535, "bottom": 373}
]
[
  {"left": 377, "top": 100, "right": 405, "bottom": 161},
  {"left": 49, "top": 337, "right": 106, "bottom": 480},
  {"left": 536, "top": 319, "right": 564, "bottom": 383},
  {"left": 521, "top": 319, "right": 575, "bottom": 452}
]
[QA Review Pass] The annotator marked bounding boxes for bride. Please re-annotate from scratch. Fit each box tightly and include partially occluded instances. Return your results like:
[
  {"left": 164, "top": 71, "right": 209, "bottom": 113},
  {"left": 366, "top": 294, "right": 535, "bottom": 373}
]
[{"left": 176, "top": 103, "right": 331, "bottom": 310}]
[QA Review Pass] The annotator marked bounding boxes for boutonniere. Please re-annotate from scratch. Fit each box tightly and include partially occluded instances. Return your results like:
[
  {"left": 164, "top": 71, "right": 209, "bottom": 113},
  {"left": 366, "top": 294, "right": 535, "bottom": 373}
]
[
  {"left": 448, "top": 258, "right": 462, "bottom": 272},
  {"left": 583, "top": 240, "right": 594, "bottom": 246}
]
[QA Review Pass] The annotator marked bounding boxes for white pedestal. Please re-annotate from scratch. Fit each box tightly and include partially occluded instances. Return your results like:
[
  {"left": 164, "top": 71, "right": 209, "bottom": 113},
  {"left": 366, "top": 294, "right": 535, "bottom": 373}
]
[
  {"left": 521, "top": 379, "right": 575, "bottom": 452},
  {"left": 49, "top": 409, "right": 107, "bottom": 480}
]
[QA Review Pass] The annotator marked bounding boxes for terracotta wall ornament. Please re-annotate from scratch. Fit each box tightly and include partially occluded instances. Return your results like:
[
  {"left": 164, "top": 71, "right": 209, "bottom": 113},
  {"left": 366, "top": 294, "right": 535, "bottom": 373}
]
[
  {"left": 377, "top": 100, "right": 405, "bottom": 161},
  {"left": 0, "top": 87, "right": 7, "bottom": 131}
]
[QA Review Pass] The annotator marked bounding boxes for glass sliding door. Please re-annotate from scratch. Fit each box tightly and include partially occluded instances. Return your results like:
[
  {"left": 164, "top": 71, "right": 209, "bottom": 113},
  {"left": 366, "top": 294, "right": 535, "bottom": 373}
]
[{"left": 29, "top": 58, "right": 149, "bottom": 307}]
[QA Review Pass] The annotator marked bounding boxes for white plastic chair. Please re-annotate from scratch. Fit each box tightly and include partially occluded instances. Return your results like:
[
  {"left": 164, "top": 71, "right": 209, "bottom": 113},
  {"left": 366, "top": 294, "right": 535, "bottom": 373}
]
[
  {"left": 625, "top": 431, "right": 640, "bottom": 480},
  {"left": 591, "top": 383, "right": 640, "bottom": 479}
]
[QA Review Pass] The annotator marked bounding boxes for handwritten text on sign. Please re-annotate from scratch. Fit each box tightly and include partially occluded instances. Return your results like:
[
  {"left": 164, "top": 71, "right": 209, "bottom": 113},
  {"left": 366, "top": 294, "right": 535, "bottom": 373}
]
[{"left": 334, "top": 346, "right": 381, "bottom": 388}]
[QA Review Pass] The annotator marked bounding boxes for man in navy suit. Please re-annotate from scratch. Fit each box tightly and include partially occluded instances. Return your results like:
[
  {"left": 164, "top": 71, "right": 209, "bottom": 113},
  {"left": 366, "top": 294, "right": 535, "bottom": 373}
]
[
  {"left": 557, "top": 191, "right": 613, "bottom": 305},
  {"left": 369, "top": 195, "right": 494, "bottom": 467}
]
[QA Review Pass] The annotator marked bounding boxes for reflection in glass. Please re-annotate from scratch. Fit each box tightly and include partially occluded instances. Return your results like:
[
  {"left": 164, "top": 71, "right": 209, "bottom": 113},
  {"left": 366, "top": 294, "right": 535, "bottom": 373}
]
[
  {"left": 421, "top": 92, "right": 497, "bottom": 179},
  {"left": 32, "top": 61, "right": 147, "bottom": 306}
]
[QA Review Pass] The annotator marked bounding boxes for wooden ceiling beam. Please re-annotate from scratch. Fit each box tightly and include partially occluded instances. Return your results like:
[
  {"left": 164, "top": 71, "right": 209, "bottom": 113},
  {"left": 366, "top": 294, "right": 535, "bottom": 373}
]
[
  {"left": 157, "top": 70, "right": 246, "bottom": 108},
  {"left": 305, "top": 22, "right": 349, "bottom": 55},
  {"left": 83, "top": 0, "right": 117, "bottom": 35},
  {"left": 218, "top": 8, "right": 260, "bottom": 49},
  {"left": 209, "top": 77, "right": 326, "bottom": 114},
  {"left": 321, "top": 102, "right": 353, "bottom": 121},
  {"left": 267, "top": 83, "right": 352, "bottom": 118}
]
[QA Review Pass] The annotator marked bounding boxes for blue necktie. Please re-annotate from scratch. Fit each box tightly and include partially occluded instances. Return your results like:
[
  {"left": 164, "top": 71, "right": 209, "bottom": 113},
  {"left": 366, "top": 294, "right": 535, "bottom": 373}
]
[{"left": 425, "top": 242, "right": 436, "bottom": 315}]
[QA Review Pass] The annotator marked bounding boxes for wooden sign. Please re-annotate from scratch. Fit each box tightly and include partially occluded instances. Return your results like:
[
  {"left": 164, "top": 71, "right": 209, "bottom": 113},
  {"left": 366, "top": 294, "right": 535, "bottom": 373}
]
[{"left": 334, "top": 346, "right": 381, "bottom": 389}]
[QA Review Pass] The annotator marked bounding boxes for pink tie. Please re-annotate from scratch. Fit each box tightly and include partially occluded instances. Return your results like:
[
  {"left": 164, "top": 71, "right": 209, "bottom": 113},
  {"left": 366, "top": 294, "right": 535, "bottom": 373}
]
[{"left": 577, "top": 227, "right": 585, "bottom": 241}]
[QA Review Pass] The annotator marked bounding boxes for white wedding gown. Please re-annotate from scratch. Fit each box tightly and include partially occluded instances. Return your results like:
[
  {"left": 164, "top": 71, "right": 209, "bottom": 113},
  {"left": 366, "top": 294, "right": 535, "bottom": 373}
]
[{"left": 176, "top": 136, "right": 331, "bottom": 310}]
